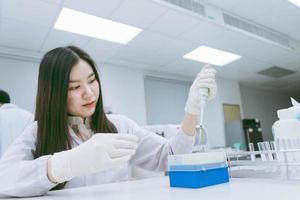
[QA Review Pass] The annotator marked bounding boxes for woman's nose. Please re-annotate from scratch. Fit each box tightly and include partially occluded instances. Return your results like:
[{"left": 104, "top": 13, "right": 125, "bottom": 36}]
[{"left": 83, "top": 85, "right": 93, "bottom": 99}]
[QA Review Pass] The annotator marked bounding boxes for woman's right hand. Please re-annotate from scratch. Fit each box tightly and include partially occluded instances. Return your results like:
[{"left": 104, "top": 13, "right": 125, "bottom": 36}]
[
  {"left": 47, "top": 134, "right": 138, "bottom": 183},
  {"left": 185, "top": 64, "right": 217, "bottom": 115}
]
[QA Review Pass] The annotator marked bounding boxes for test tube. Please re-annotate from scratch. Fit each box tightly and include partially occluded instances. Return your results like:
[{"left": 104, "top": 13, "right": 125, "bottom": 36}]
[
  {"left": 248, "top": 143, "right": 255, "bottom": 161},
  {"left": 258, "top": 142, "right": 267, "bottom": 161},
  {"left": 270, "top": 141, "right": 277, "bottom": 160},
  {"left": 275, "top": 139, "right": 286, "bottom": 164},
  {"left": 276, "top": 138, "right": 287, "bottom": 150},
  {"left": 287, "top": 139, "right": 296, "bottom": 163},
  {"left": 263, "top": 141, "right": 273, "bottom": 161}
]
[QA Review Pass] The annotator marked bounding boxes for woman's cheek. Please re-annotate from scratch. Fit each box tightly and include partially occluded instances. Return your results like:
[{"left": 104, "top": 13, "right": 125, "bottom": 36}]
[{"left": 68, "top": 91, "right": 78, "bottom": 106}]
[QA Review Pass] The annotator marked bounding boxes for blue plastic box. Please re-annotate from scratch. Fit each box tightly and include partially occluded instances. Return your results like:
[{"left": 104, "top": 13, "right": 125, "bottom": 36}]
[{"left": 168, "top": 163, "right": 229, "bottom": 188}]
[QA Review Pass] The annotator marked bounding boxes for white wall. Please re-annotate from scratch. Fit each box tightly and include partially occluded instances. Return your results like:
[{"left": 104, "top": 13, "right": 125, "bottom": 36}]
[
  {"left": 240, "top": 85, "right": 291, "bottom": 141},
  {"left": 204, "top": 77, "right": 243, "bottom": 148},
  {"left": 144, "top": 76, "right": 190, "bottom": 125},
  {"left": 0, "top": 58, "right": 39, "bottom": 113},
  {"left": 218, "top": 78, "right": 244, "bottom": 116},
  {"left": 100, "top": 64, "right": 147, "bottom": 125}
]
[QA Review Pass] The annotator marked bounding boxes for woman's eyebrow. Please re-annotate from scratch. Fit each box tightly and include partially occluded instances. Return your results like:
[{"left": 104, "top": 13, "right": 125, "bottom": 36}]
[
  {"left": 69, "top": 73, "right": 95, "bottom": 83},
  {"left": 88, "top": 73, "right": 95, "bottom": 78}
]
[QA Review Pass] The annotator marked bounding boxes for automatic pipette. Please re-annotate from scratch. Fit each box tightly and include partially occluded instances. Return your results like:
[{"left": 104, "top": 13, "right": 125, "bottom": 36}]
[{"left": 192, "top": 88, "right": 209, "bottom": 153}]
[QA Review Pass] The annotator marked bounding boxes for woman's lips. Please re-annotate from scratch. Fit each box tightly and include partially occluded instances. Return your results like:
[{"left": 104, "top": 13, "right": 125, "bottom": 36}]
[{"left": 83, "top": 101, "right": 96, "bottom": 109}]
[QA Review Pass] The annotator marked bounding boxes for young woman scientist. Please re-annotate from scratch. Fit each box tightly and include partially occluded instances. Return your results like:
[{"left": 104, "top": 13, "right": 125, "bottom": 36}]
[{"left": 0, "top": 46, "right": 217, "bottom": 197}]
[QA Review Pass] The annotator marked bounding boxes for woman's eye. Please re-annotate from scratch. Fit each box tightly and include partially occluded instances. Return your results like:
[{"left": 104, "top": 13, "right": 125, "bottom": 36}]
[
  {"left": 89, "top": 78, "right": 96, "bottom": 84},
  {"left": 69, "top": 85, "right": 80, "bottom": 90}
]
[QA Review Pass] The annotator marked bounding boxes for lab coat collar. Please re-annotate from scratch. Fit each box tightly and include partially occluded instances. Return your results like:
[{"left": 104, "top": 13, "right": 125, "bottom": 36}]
[
  {"left": 68, "top": 116, "right": 93, "bottom": 144},
  {"left": 68, "top": 127, "right": 82, "bottom": 146},
  {"left": 68, "top": 116, "right": 92, "bottom": 129}
]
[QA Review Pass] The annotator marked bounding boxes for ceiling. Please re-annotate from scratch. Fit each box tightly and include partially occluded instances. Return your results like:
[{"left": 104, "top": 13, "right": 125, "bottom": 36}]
[{"left": 0, "top": 0, "right": 300, "bottom": 95}]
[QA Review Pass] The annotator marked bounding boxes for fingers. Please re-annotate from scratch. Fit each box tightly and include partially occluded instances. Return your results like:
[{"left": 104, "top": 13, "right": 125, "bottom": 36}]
[
  {"left": 110, "top": 148, "right": 136, "bottom": 158},
  {"left": 109, "top": 134, "right": 138, "bottom": 158},
  {"left": 114, "top": 134, "right": 138, "bottom": 143},
  {"left": 110, "top": 155, "right": 132, "bottom": 166},
  {"left": 194, "top": 64, "right": 217, "bottom": 87},
  {"left": 194, "top": 73, "right": 216, "bottom": 87},
  {"left": 196, "top": 83, "right": 216, "bottom": 91},
  {"left": 113, "top": 139, "right": 138, "bottom": 150},
  {"left": 198, "top": 68, "right": 216, "bottom": 76},
  {"left": 91, "top": 133, "right": 138, "bottom": 149},
  {"left": 203, "top": 63, "right": 210, "bottom": 68},
  {"left": 201, "top": 64, "right": 216, "bottom": 71},
  {"left": 198, "top": 64, "right": 217, "bottom": 76},
  {"left": 197, "top": 72, "right": 216, "bottom": 83},
  {"left": 93, "top": 133, "right": 138, "bottom": 142},
  {"left": 195, "top": 76, "right": 215, "bottom": 83},
  {"left": 111, "top": 135, "right": 138, "bottom": 158},
  {"left": 196, "top": 73, "right": 215, "bottom": 80}
]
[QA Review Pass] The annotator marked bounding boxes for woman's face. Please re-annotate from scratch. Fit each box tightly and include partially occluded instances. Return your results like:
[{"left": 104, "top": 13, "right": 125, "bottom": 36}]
[{"left": 67, "top": 59, "right": 99, "bottom": 119}]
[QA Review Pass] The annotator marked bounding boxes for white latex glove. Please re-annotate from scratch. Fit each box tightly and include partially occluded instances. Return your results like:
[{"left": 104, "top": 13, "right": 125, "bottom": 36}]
[
  {"left": 185, "top": 64, "right": 217, "bottom": 115},
  {"left": 48, "top": 133, "right": 138, "bottom": 183}
]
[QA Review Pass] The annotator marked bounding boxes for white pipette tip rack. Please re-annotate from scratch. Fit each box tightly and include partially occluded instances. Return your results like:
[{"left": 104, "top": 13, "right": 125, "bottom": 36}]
[{"left": 168, "top": 152, "right": 229, "bottom": 188}]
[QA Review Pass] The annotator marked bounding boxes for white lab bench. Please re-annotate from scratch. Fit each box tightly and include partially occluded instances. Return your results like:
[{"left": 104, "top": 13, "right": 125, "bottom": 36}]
[{"left": 24, "top": 176, "right": 299, "bottom": 200}]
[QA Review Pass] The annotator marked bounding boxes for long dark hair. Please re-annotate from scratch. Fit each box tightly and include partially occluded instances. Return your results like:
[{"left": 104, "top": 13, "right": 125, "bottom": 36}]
[{"left": 34, "top": 46, "right": 117, "bottom": 189}]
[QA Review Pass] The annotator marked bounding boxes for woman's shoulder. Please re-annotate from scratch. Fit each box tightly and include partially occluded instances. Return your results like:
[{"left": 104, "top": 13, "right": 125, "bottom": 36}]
[
  {"left": 107, "top": 114, "right": 133, "bottom": 125},
  {"left": 107, "top": 114, "right": 130, "bottom": 121},
  {"left": 20, "top": 121, "right": 38, "bottom": 138},
  {"left": 107, "top": 114, "right": 138, "bottom": 133},
  {"left": 25, "top": 121, "right": 38, "bottom": 130}
]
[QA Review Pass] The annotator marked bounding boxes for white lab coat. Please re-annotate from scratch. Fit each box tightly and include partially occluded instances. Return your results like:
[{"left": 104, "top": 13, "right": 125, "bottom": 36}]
[
  {"left": 0, "top": 104, "right": 33, "bottom": 157},
  {"left": 0, "top": 114, "right": 194, "bottom": 197}
]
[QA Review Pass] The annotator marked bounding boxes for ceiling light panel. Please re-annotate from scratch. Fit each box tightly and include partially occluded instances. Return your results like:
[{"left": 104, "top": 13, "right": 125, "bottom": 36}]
[
  {"left": 183, "top": 46, "right": 241, "bottom": 66},
  {"left": 288, "top": 0, "right": 300, "bottom": 7},
  {"left": 54, "top": 8, "right": 142, "bottom": 44}
]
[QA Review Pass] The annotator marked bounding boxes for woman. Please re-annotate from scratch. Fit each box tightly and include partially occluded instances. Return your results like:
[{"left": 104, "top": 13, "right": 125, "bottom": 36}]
[{"left": 0, "top": 46, "right": 216, "bottom": 197}]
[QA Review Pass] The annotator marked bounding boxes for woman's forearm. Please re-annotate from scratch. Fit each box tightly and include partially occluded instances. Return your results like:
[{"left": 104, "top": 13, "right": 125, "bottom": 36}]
[{"left": 180, "top": 112, "right": 197, "bottom": 136}]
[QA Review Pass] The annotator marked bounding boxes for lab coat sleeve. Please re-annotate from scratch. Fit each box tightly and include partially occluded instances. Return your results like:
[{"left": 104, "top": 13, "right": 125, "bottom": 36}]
[
  {"left": 112, "top": 115, "right": 195, "bottom": 171},
  {"left": 0, "top": 122, "right": 57, "bottom": 197}
]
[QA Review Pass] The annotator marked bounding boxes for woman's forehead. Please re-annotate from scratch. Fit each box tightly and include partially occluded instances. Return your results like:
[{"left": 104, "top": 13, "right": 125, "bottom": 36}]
[{"left": 69, "top": 59, "right": 94, "bottom": 80}]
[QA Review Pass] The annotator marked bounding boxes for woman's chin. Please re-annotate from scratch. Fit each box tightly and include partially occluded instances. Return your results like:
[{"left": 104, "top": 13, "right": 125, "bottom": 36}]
[{"left": 78, "top": 109, "right": 96, "bottom": 118}]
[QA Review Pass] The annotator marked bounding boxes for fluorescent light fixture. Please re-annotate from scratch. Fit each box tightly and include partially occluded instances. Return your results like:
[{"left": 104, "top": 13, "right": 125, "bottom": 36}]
[
  {"left": 54, "top": 8, "right": 142, "bottom": 44},
  {"left": 288, "top": 0, "right": 300, "bottom": 7},
  {"left": 183, "top": 46, "right": 241, "bottom": 66}
]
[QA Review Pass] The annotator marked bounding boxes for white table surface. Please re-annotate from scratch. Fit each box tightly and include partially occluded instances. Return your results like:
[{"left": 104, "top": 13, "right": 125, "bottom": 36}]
[{"left": 25, "top": 176, "right": 300, "bottom": 200}]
